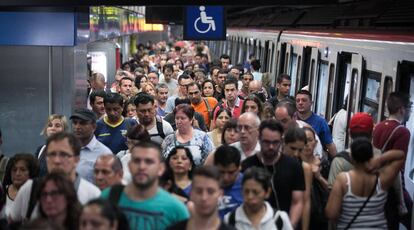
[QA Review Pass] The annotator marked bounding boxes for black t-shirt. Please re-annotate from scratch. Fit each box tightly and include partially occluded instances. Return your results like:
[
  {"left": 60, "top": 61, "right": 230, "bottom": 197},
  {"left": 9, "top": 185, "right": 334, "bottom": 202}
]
[
  {"left": 166, "top": 219, "right": 236, "bottom": 230},
  {"left": 241, "top": 153, "right": 305, "bottom": 213}
]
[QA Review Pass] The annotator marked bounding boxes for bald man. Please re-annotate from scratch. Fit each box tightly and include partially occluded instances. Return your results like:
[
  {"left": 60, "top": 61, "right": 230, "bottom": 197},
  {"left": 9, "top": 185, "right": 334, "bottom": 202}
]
[
  {"left": 248, "top": 80, "right": 268, "bottom": 101},
  {"left": 93, "top": 154, "right": 123, "bottom": 190}
]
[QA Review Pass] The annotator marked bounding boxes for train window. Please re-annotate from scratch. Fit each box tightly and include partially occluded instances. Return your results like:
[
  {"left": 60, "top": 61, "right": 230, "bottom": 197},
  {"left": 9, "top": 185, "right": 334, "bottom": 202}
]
[
  {"left": 381, "top": 76, "right": 393, "bottom": 119},
  {"left": 362, "top": 70, "right": 381, "bottom": 122},
  {"left": 326, "top": 64, "right": 335, "bottom": 118},
  {"left": 289, "top": 53, "right": 298, "bottom": 95},
  {"left": 315, "top": 61, "right": 329, "bottom": 117},
  {"left": 350, "top": 69, "right": 359, "bottom": 113}
]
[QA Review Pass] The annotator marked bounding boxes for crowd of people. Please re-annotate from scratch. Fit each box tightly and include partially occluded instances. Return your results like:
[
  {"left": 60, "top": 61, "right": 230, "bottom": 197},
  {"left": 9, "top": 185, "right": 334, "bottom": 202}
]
[{"left": 0, "top": 40, "right": 412, "bottom": 230}]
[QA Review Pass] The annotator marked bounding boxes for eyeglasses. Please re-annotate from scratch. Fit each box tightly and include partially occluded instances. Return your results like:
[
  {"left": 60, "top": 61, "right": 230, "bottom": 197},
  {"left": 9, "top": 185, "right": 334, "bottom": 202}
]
[
  {"left": 46, "top": 152, "right": 74, "bottom": 159},
  {"left": 260, "top": 140, "right": 282, "bottom": 147},
  {"left": 236, "top": 125, "right": 256, "bottom": 132},
  {"left": 40, "top": 190, "right": 63, "bottom": 200}
]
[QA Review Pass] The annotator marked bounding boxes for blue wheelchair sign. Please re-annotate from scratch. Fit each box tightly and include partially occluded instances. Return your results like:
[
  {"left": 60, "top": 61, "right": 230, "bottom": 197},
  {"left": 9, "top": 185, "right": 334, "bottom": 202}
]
[{"left": 184, "top": 6, "right": 226, "bottom": 40}]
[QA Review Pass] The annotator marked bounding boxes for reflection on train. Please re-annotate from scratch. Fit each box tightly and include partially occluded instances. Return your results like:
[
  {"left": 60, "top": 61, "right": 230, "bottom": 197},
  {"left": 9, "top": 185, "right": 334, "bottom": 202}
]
[{"left": 207, "top": 28, "right": 414, "bottom": 200}]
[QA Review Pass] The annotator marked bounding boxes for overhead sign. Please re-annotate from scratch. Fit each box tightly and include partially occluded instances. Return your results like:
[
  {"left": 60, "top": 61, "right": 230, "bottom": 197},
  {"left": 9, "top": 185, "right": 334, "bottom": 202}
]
[{"left": 184, "top": 5, "right": 226, "bottom": 40}]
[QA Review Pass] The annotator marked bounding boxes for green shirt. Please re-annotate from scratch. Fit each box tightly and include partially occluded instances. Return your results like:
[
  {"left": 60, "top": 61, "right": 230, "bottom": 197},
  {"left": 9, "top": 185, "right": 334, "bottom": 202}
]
[{"left": 101, "top": 187, "right": 189, "bottom": 230}]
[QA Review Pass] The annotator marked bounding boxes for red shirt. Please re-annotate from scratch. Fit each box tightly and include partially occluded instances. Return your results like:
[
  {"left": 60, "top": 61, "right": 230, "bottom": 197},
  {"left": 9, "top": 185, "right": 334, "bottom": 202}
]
[
  {"left": 372, "top": 119, "right": 410, "bottom": 153},
  {"left": 213, "top": 98, "right": 244, "bottom": 120}
]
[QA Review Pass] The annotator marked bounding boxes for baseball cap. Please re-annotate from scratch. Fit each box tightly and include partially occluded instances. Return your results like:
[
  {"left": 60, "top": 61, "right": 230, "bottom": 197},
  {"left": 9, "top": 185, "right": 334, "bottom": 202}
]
[
  {"left": 70, "top": 108, "right": 97, "bottom": 122},
  {"left": 349, "top": 112, "right": 373, "bottom": 134}
]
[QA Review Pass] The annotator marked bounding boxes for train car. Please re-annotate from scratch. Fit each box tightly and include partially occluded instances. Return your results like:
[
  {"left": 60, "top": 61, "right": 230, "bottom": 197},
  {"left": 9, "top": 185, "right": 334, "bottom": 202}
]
[{"left": 208, "top": 28, "right": 414, "bottom": 200}]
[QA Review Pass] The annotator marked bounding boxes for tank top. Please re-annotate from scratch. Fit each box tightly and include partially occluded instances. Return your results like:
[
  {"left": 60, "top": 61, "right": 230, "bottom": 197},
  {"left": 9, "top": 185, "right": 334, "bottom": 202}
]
[{"left": 337, "top": 172, "right": 388, "bottom": 229}]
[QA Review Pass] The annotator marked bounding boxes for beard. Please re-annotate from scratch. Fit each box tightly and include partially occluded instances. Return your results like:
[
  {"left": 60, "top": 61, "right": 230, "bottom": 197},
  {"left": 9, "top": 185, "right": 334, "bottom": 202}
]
[
  {"left": 132, "top": 174, "right": 157, "bottom": 190},
  {"left": 260, "top": 149, "right": 279, "bottom": 165}
]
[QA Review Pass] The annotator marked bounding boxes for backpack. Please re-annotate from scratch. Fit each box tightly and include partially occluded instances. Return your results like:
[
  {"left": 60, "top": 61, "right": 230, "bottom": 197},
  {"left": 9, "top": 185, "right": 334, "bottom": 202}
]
[
  {"left": 149, "top": 116, "right": 166, "bottom": 139},
  {"left": 202, "top": 97, "right": 213, "bottom": 122}
]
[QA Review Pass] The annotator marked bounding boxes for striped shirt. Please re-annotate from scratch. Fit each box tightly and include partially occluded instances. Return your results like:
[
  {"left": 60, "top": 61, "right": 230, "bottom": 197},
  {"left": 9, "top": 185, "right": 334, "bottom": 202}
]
[{"left": 337, "top": 172, "right": 388, "bottom": 230}]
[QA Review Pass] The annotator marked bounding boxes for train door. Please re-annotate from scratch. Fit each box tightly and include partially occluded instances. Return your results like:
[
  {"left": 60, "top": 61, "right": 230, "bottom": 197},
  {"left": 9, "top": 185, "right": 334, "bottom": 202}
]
[
  {"left": 397, "top": 61, "right": 414, "bottom": 200},
  {"left": 342, "top": 53, "right": 364, "bottom": 147}
]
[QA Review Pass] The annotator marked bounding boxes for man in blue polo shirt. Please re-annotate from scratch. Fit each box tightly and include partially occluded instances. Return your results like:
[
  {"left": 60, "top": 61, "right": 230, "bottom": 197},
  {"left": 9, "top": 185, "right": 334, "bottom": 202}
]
[
  {"left": 213, "top": 145, "right": 243, "bottom": 219},
  {"left": 95, "top": 92, "right": 137, "bottom": 154},
  {"left": 296, "top": 89, "right": 337, "bottom": 157}
]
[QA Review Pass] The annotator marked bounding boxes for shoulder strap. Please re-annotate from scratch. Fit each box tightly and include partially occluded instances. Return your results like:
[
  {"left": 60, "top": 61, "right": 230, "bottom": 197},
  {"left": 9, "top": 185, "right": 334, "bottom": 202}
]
[
  {"left": 203, "top": 98, "right": 212, "bottom": 113},
  {"left": 26, "top": 178, "right": 39, "bottom": 219},
  {"left": 108, "top": 184, "right": 125, "bottom": 206},
  {"left": 381, "top": 124, "right": 403, "bottom": 152},
  {"left": 328, "top": 112, "right": 338, "bottom": 126},
  {"left": 344, "top": 173, "right": 378, "bottom": 230},
  {"left": 154, "top": 116, "right": 165, "bottom": 139},
  {"left": 228, "top": 209, "right": 236, "bottom": 226}
]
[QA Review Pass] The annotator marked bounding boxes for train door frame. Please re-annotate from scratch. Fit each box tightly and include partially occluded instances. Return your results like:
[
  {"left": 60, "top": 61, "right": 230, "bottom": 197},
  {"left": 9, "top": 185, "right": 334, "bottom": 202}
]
[
  {"left": 308, "top": 47, "right": 319, "bottom": 95},
  {"left": 263, "top": 40, "right": 270, "bottom": 73}
]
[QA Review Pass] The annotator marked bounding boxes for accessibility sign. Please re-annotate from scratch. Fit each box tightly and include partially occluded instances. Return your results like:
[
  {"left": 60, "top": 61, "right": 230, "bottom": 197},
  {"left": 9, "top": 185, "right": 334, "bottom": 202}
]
[{"left": 184, "top": 6, "right": 226, "bottom": 40}]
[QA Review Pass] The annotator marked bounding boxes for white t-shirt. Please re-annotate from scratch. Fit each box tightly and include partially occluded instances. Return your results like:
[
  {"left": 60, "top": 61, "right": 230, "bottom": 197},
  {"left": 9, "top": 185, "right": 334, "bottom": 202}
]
[{"left": 331, "top": 109, "right": 348, "bottom": 152}]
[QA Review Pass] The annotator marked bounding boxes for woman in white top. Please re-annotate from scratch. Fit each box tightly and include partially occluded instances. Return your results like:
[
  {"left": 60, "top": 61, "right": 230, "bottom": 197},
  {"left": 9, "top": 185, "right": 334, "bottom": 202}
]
[
  {"left": 2, "top": 153, "right": 38, "bottom": 216},
  {"left": 326, "top": 137, "right": 405, "bottom": 229},
  {"left": 224, "top": 167, "right": 293, "bottom": 230}
]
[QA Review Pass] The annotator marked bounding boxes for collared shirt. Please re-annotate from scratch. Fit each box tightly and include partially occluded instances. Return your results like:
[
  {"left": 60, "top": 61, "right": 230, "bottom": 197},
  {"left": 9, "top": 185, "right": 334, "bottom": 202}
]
[
  {"left": 230, "top": 141, "right": 261, "bottom": 161},
  {"left": 77, "top": 136, "right": 112, "bottom": 183}
]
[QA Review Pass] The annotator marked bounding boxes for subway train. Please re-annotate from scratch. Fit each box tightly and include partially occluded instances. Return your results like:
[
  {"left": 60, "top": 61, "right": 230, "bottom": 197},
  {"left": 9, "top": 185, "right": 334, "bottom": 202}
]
[{"left": 207, "top": 28, "right": 414, "bottom": 199}]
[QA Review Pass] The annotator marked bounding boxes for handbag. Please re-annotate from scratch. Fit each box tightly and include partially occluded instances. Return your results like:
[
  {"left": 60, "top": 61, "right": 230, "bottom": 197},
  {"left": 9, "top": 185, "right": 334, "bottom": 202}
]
[{"left": 344, "top": 173, "right": 378, "bottom": 230}]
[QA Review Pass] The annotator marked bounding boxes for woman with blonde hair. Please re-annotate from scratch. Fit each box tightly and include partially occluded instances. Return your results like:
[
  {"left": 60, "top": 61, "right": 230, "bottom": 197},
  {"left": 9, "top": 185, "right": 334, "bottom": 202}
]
[
  {"left": 36, "top": 114, "right": 68, "bottom": 176},
  {"left": 141, "top": 82, "right": 156, "bottom": 97}
]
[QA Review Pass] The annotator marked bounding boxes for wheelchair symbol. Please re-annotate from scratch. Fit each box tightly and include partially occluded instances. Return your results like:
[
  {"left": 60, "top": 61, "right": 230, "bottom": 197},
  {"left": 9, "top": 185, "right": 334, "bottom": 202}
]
[{"left": 194, "top": 6, "right": 216, "bottom": 34}]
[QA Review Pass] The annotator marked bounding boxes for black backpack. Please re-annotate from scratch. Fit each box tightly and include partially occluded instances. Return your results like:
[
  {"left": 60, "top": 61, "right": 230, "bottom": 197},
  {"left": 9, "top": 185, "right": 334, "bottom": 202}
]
[{"left": 148, "top": 116, "right": 166, "bottom": 139}]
